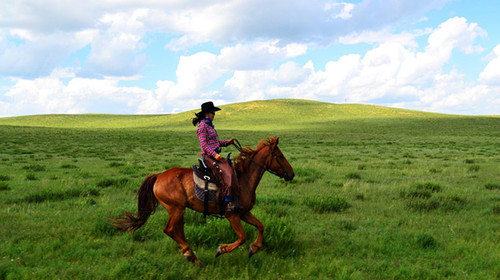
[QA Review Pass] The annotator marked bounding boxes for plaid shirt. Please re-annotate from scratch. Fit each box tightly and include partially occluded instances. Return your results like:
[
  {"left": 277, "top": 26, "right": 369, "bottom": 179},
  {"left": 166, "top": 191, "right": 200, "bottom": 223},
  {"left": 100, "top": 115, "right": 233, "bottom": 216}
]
[{"left": 197, "top": 119, "right": 229, "bottom": 157}]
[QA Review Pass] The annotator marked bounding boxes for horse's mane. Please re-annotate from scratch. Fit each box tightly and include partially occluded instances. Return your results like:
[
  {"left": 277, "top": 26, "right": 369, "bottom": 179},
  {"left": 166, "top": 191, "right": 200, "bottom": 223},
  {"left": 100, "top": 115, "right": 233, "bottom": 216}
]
[{"left": 233, "top": 137, "right": 277, "bottom": 173}]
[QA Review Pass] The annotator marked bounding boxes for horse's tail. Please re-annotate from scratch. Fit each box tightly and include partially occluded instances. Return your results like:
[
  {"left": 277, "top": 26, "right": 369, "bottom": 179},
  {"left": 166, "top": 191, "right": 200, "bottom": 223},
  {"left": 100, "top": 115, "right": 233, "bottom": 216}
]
[{"left": 110, "top": 174, "right": 159, "bottom": 232}]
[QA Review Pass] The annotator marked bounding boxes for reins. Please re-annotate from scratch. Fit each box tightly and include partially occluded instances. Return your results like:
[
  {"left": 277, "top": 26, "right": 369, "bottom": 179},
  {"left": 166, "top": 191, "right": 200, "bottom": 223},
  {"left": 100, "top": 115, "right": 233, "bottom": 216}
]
[
  {"left": 231, "top": 139, "right": 244, "bottom": 153},
  {"left": 231, "top": 139, "right": 284, "bottom": 179}
]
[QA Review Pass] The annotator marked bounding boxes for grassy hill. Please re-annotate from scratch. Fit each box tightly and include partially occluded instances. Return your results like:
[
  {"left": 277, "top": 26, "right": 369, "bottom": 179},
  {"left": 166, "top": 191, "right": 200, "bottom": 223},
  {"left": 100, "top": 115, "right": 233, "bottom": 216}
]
[
  {"left": 1, "top": 99, "right": 499, "bottom": 279},
  {"left": 0, "top": 99, "right": 472, "bottom": 130}
]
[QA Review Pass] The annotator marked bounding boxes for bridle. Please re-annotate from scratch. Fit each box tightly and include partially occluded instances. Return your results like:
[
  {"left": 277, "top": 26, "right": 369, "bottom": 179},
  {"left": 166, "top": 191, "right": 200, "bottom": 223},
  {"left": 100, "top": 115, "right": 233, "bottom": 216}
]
[{"left": 231, "top": 139, "right": 288, "bottom": 179}]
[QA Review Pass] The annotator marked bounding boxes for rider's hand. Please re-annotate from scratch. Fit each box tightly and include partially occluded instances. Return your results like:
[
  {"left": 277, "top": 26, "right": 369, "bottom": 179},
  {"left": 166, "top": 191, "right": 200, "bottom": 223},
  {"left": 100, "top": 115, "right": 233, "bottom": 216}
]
[
  {"left": 214, "top": 154, "right": 223, "bottom": 161},
  {"left": 228, "top": 139, "right": 234, "bottom": 144}
]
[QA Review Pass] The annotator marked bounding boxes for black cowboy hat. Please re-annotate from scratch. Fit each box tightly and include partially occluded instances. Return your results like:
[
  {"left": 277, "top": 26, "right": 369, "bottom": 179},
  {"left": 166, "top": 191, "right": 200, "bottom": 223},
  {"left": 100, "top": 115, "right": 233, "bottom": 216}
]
[{"left": 201, "top": 101, "right": 221, "bottom": 113}]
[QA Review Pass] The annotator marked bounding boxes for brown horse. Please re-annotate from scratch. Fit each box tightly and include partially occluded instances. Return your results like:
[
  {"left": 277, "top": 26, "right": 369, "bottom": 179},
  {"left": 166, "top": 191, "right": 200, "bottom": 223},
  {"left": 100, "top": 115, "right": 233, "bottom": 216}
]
[{"left": 111, "top": 137, "right": 294, "bottom": 265}]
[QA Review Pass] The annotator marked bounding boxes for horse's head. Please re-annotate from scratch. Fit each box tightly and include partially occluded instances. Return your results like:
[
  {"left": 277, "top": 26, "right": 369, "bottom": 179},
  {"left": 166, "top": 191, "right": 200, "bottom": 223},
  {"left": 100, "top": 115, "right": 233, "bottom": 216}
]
[{"left": 263, "top": 137, "right": 295, "bottom": 181}]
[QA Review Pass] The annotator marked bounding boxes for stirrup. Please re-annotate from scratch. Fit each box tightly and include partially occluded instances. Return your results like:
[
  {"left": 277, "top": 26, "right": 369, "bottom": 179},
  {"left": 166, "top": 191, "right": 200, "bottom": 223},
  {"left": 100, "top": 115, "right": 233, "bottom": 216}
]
[
  {"left": 226, "top": 199, "right": 240, "bottom": 213},
  {"left": 226, "top": 202, "right": 236, "bottom": 212}
]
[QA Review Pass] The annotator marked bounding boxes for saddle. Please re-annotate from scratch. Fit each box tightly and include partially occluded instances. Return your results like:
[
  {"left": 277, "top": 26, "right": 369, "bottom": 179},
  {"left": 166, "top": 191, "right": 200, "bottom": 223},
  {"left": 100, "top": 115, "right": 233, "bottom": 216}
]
[
  {"left": 192, "top": 158, "right": 218, "bottom": 191},
  {"left": 192, "top": 159, "right": 223, "bottom": 218}
]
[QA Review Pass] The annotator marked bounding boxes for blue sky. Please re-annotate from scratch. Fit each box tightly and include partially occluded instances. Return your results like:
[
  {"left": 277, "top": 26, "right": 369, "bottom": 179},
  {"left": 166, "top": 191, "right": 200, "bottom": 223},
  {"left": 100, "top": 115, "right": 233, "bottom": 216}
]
[{"left": 1, "top": 0, "right": 499, "bottom": 116}]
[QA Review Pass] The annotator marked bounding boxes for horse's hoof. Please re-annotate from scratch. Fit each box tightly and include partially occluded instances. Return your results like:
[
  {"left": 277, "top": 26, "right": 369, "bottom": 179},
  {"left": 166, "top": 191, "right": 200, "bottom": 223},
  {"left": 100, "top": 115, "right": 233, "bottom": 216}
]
[
  {"left": 248, "top": 247, "right": 255, "bottom": 258},
  {"left": 184, "top": 254, "right": 194, "bottom": 262},
  {"left": 215, "top": 247, "right": 223, "bottom": 258}
]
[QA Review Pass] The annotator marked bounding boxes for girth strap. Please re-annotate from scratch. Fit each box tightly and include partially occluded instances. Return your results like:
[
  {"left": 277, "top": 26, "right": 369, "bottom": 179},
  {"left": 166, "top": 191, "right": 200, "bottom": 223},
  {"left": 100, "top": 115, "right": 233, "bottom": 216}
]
[{"left": 203, "top": 179, "right": 209, "bottom": 218}]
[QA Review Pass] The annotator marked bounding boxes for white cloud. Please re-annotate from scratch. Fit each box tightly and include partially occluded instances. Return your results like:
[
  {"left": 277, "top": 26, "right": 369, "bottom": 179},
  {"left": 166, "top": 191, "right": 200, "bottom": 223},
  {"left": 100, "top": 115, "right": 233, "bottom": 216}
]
[
  {"left": 216, "top": 17, "right": 497, "bottom": 115},
  {"left": 479, "top": 44, "right": 500, "bottom": 85},
  {"left": 0, "top": 30, "right": 92, "bottom": 78},
  {"left": 427, "top": 17, "right": 486, "bottom": 55},
  {"left": 338, "top": 27, "right": 432, "bottom": 47},
  {"left": 224, "top": 70, "right": 274, "bottom": 101},
  {"left": 1, "top": 0, "right": 453, "bottom": 80},
  {"left": 81, "top": 9, "right": 151, "bottom": 78},
  {"left": 325, "top": 2, "right": 355, "bottom": 20},
  {"left": 398, "top": 17, "right": 486, "bottom": 85},
  {"left": 1, "top": 68, "right": 152, "bottom": 116},
  {"left": 110, "top": 39, "right": 308, "bottom": 114},
  {"left": 276, "top": 62, "right": 312, "bottom": 86},
  {"left": 218, "top": 41, "right": 307, "bottom": 71},
  {"left": 163, "top": 0, "right": 453, "bottom": 48}
]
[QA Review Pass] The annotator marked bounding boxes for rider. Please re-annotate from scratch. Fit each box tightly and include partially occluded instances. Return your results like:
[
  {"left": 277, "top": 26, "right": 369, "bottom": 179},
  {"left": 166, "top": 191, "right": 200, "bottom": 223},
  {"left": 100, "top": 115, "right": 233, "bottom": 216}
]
[{"left": 192, "top": 101, "right": 239, "bottom": 212}]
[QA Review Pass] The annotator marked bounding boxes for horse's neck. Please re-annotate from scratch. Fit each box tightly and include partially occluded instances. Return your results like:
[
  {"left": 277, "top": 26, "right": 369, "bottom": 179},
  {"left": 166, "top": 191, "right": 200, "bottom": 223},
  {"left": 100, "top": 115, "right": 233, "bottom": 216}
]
[{"left": 237, "top": 154, "right": 267, "bottom": 193}]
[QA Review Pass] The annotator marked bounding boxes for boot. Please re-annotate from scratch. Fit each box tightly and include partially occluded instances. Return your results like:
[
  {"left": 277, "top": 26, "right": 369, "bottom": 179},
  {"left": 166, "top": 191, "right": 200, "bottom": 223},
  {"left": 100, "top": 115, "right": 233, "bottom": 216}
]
[{"left": 226, "top": 197, "right": 240, "bottom": 213}]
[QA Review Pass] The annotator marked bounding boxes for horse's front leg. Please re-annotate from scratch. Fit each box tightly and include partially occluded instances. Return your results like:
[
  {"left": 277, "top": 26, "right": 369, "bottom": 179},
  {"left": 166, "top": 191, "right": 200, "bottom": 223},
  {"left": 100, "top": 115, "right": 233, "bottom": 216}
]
[
  {"left": 241, "top": 211, "right": 264, "bottom": 258},
  {"left": 215, "top": 213, "right": 246, "bottom": 257}
]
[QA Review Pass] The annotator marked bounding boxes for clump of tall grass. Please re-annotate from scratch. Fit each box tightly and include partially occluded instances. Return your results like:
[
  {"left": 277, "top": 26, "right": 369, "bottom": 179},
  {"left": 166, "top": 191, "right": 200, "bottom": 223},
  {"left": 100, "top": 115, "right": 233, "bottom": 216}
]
[
  {"left": 13, "top": 149, "right": 34, "bottom": 155},
  {"left": 22, "top": 164, "right": 46, "bottom": 172},
  {"left": 304, "top": 195, "right": 350, "bottom": 213},
  {"left": 16, "top": 187, "right": 100, "bottom": 203},
  {"left": 0, "top": 175, "right": 10, "bottom": 181},
  {"left": 402, "top": 182, "right": 465, "bottom": 212},
  {"left": 485, "top": 183, "right": 500, "bottom": 190},
  {"left": 185, "top": 218, "right": 237, "bottom": 247},
  {"left": 257, "top": 195, "right": 294, "bottom": 217},
  {"left": 400, "top": 182, "right": 442, "bottom": 200},
  {"left": 262, "top": 216, "right": 297, "bottom": 256},
  {"left": 329, "top": 181, "right": 344, "bottom": 188},
  {"left": 132, "top": 227, "right": 163, "bottom": 242},
  {"left": 415, "top": 182, "right": 442, "bottom": 193},
  {"left": 184, "top": 214, "right": 297, "bottom": 256},
  {"left": 345, "top": 172, "right": 361, "bottom": 180},
  {"left": 354, "top": 193, "right": 365, "bottom": 201},
  {"left": 295, "top": 167, "right": 324, "bottom": 183},
  {"left": 338, "top": 220, "right": 357, "bottom": 231},
  {"left": 60, "top": 164, "right": 78, "bottom": 169},
  {"left": 0, "top": 182, "right": 10, "bottom": 191},
  {"left": 415, "top": 232, "right": 437, "bottom": 249},
  {"left": 357, "top": 164, "right": 367, "bottom": 170},
  {"left": 429, "top": 168, "right": 441, "bottom": 174},
  {"left": 96, "top": 178, "right": 129, "bottom": 188},
  {"left": 406, "top": 198, "right": 440, "bottom": 211},
  {"left": 258, "top": 195, "right": 294, "bottom": 206},
  {"left": 26, "top": 173, "right": 38, "bottom": 181},
  {"left": 439, "top": 195, "right": 467, "bottom": 212},
  {"left": 120, "top": 165, "right": 144, "bottom": 176},
  {"left": 468, "top": 165, "right": 480, "bottom": 172},
  {"left": 108, "top": 162, "right": 125, "bottom": 168},
  {"left": 93, "top": 218, "right": 120, "bottom": 237},
  {"left": 406, "top": 195, "right": 466, "bottom": 212},
  {"left": 406, "top": 190, "right": 432, "bottom": 199},
  {"left": 403, "top": 159, "right": 412, "bottom": 165}
]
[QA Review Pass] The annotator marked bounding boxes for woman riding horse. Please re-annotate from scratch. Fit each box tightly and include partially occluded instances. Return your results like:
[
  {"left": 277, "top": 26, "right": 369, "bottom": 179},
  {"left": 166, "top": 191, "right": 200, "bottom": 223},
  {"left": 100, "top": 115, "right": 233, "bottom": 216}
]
[
  {"left": 111, "top": 136, "right": 295, "bottom": 265},
  {"left": 192, "top": 101, "right": 239, "bottom": 212}
]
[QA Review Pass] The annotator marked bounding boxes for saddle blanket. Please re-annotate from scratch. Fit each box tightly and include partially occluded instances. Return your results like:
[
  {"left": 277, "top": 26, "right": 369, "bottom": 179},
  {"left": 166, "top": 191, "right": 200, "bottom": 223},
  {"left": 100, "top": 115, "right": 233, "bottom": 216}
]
[
  {"left": 194, "top": 183, "right": 218, "bottom": 203},
  {"left": 193, "top": 171, "right": 219, "bottom": 203},
  {"left": 193, "top": 171, "right": 218, "bottom": 191}
]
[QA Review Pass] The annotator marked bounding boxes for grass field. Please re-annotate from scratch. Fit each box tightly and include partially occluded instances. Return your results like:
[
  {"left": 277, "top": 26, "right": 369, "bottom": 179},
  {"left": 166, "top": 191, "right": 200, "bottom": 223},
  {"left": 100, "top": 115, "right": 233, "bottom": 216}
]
[{"left": 1, "top": 99, "right": 499, "bottom": 279}]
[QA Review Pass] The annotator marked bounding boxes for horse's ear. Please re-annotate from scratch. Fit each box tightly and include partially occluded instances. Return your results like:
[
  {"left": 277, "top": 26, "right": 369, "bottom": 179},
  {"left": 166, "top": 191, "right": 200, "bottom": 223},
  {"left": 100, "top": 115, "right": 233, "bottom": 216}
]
[{"left": 275, "top": 136, "right": 279, "bottom": 146}]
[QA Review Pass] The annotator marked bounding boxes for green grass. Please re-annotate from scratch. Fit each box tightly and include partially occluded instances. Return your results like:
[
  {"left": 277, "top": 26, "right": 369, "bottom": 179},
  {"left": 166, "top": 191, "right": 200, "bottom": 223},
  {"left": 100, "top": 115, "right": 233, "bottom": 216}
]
[{"left": 1, "top": 99, "right": 499, "bottom": 279}]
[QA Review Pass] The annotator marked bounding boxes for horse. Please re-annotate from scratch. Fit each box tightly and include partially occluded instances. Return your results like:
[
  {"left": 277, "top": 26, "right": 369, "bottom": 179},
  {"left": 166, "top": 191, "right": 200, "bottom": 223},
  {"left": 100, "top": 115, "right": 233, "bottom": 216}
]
[{"left": 111, "top": 136, "right": 295, "bottom": 265}]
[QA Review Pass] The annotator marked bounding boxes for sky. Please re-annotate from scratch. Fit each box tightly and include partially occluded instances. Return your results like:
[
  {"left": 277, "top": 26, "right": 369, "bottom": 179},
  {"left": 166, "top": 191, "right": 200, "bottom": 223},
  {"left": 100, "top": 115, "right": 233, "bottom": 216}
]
[{"left": 0, "top": 0, "right": 499, "bottom": 117}]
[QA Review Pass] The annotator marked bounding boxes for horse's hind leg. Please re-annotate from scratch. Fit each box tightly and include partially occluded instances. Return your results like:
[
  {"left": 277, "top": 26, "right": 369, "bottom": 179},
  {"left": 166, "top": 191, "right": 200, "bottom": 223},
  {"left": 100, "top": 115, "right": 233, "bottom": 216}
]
[
  {"left": 241, "top": 211, "right": 264, "bottom": 258},
  {"left": 162, "top": 204, "right": 202, "bottom": 266}
]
